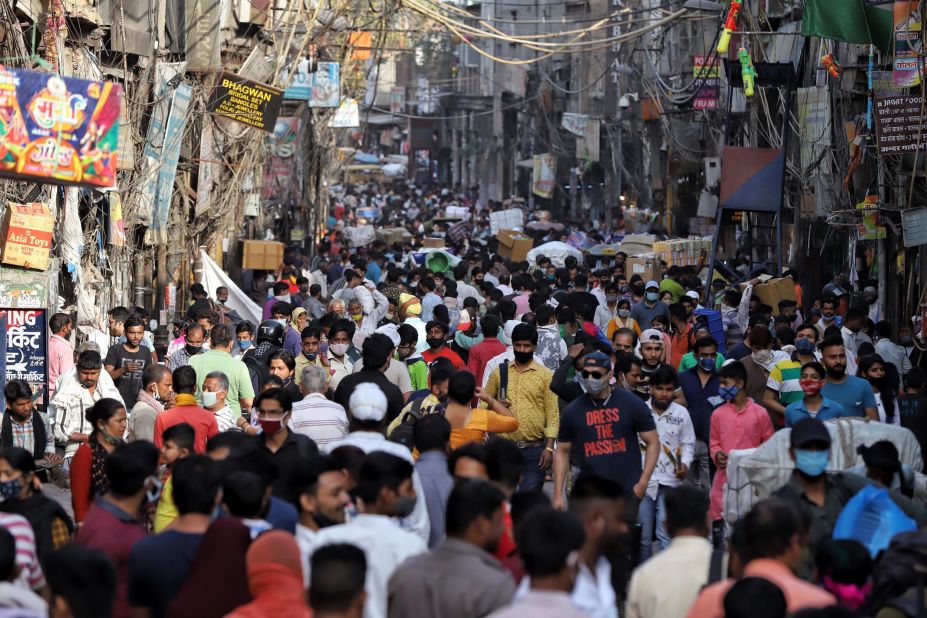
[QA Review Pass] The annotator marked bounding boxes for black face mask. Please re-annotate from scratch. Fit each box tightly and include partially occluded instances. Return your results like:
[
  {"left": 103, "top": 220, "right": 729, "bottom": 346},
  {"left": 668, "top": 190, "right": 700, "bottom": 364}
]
[
  {"left": 426, "top": 337, "right": 445, "bottom": 349},
  {"left": 185, "top": 344, "right": 202, "bottom": 356},
  {"left": 513, "top": 350, "right": 534, "bottom": 364},
  {"left": 631, "top": 284, "right": 645, "bottom": 296},
  {"left": 313, "top": 513, "right": 339, "bottom": 529}
]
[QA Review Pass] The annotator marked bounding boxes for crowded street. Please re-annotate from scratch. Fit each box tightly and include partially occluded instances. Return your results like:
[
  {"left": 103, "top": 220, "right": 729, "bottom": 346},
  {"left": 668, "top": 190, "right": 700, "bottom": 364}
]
[{"left": 1, "top": 0, "right": 927, "bottom": 616}]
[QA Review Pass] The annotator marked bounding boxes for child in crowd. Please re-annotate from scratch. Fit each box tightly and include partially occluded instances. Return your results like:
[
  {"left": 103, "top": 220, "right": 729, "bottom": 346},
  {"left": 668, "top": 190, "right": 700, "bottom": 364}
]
[{"left": 153, "top": 423, "right": 195, "bottom": 532}]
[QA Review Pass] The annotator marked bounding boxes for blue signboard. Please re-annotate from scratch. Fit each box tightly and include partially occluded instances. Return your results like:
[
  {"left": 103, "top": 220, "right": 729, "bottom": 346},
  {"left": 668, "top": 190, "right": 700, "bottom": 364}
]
[{"left": 0, "top": 309, "right": 47, "bottom": 408}]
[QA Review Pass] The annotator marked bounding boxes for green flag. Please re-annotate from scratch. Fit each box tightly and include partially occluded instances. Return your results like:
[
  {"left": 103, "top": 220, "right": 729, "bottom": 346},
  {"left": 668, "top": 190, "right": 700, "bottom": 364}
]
[{"left": 801, "top": 0, "right": 893, "bottom": 53}]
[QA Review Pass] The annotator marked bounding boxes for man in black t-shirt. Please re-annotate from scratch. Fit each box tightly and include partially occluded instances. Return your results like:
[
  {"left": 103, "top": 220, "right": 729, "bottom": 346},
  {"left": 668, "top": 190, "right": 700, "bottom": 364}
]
[
  {"left": 553, "top": 351, "right": 660, "bottom": 510},
  {"left": 334, "top": 334, "right": 405, "bottom": 423},
  {"left": 104, "top": 315, "right": 150, "bottom": 409}
]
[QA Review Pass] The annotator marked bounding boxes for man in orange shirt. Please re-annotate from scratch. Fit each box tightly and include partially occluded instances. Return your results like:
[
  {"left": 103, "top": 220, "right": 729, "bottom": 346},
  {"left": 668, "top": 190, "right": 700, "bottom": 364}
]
[
  {"left": 153, "top": 366, "right": 219, "bottom": 453},
  {"left": 686, "top": 498, "right": 834, "bottom": 618},
  {"left": 421, "top": 321, "right": 466, "bottom": 370},
  {"left": 669, "top": 303, "right": 692, "bottom": 370}
]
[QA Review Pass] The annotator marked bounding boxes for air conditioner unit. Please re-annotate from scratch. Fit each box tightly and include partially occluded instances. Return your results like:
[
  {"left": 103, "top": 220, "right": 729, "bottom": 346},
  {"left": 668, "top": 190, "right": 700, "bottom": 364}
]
[{"left": 704, "top": 156, "right": 720, "bottom": 188}]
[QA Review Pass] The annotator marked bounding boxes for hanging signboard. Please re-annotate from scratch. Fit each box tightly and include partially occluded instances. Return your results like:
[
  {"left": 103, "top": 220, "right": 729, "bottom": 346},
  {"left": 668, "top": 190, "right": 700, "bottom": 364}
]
[
  {"left": 0, "top": 202, "right": 54, "bottom": 270},
  {"left": 873, "top": 95, "right": 927, "bottom": 154},
  {"left": 562, "top": 113, "right": 590, "bottom": 137},
  {"left": 532, "top": 154, "right": 556, "bottom": 198},
  {"left": 857, "top": 195, "right": 886, "bottom": 240},
  {"left": 0, "top": 308, "right": 47, "bottom": 408},
  {"left": 903, "top": 208, "right": 927, "bottom": 247},
  {"left": 692, "top": 54, "right": 720, "bottom": 110},
  {"left": 262, "top": 117, "right": 301, "bottom": 204},
  {"left": 150, "top": 82, "right": 192, "bottom": 243},
  {"left": 0, "top": 66, "right": 121, "bottom": 188},
  {"left": 207, "top": 72, "right": 283, "bottom": 132},
  {"left": 893, "top": 1, "right": 924, "bottom": 88},
  {"left": 284, "top": 59, "right": 312, "bottom": 100},
  {"left": 309, "top": 62, "right": 341, "bottom": 108},
  {"left": 330, "top": 98, "right": 360, "bottom": 128},
  {"left": 389, "top": 87, "right": 405, "bottom": 114}
]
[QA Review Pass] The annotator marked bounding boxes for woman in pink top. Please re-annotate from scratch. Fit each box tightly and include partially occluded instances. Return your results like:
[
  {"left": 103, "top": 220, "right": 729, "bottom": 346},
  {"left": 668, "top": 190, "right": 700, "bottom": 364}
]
[{"left": 708, "top": 361, "right": 774, "bottom": 521}]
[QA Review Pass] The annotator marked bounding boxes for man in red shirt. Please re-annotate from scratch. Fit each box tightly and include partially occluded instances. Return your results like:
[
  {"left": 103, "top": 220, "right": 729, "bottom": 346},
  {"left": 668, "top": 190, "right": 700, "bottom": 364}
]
[
  {"left": 76, "top": 441, "right": 160, "bottom": 618},
  {"left": 153, "top": 366, "right": 219, "bottom": 453},
  {"left": 422, "top": 320, "right": 466, "bottom": 370},
  {"left": 467, "top": 314, "right": 507, "bottom": 387}
]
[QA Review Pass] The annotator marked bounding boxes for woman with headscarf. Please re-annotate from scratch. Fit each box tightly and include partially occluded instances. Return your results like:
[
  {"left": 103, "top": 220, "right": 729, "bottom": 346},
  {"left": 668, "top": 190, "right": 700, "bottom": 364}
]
[
  {"left": 226, "top": 530, "right": 311, "bottom": 618},
  {"left": 283, "top": 307, "right": 308, "bottom": 357},
  {"left": 167, "top": 517, "right": 253, "bottom": 618}
]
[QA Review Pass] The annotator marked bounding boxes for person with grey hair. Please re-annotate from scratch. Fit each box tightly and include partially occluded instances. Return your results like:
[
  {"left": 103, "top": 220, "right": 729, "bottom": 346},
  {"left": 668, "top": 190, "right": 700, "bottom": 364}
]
[
  {"left": 288, "top": 364, "right": 349, "bottom": 451},
  {"left": 202, "top": 370, "right": 240, "bottom": 433}
]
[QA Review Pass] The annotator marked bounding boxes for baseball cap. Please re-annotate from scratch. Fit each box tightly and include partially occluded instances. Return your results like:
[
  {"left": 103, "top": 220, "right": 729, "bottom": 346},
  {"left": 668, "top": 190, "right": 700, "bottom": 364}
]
[
  {"left": 790, "top": 417, "right": 832, "bottom": 448},
  {"left": 582, "top": 351, "right": 612, "bottom": 372},
  {"left": 685, "top": 291, "right": 700, "bottom": 301},
  {"left": 645, "top": 280, "right": 660, "bottom": 290},
  {"left": 858, "top": 441, "right": 901, "bottom": 471},
  {"left": 640, "top": 328, "right": 664, "bottom": 345}
]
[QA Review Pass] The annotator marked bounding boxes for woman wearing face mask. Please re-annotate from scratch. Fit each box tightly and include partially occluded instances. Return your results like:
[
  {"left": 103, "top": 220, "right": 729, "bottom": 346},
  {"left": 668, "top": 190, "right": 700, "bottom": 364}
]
[
  {"left": 783, "top": 362, "right": 849, "bottom": 428},
  {"left": 69, "top": 398, "right": 127, "bottom": 525},
  {"left": 283, "top": 307, "right": 308, "bottom": 358},
  {"left": 0, "top": 447, "right": 74, "bottom": 560},
  {"left": 605, "top": 298, "right": 641, "bottom": 340},
  {"left": 858, "top": 354, "right": 900, "bottom": 425}
]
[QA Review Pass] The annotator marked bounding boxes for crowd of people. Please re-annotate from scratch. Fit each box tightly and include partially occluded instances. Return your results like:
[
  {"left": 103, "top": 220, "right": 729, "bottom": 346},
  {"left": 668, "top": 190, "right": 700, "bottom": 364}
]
[{"left": 3, "top": 184, "right": 927, "bottom": 617}]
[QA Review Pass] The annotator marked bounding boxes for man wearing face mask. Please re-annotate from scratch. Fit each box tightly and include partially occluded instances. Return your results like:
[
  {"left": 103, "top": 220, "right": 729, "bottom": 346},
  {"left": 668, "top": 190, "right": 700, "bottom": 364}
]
[
  {"left": 190, "top": 324, "right": 256, "bottom": 421},
  {"left": 293, "top": 454, "right": 352, "bottom": 584},
  {"left": 389, "top": 479, "right": 515, "bottom": 618},
  {"left": 262, "top": 282, "right": 292, "bottom": 321},
  {"left": 630, "top": 281, "right": 670, "bottom": 334},
  {"left": 201, "top": 371, "right": 240, "bottom": 433},
  {"left": 128, "top": 365, "right": 174, "bottom": 443},
  {"left": 255, "top": 388, "right": 319, "bottom": 503},
  {"left": 554, "top": 352, "right": 659, "bottom": 510},
  {"left": 740, "top": 326, "right": 790, "bottom": 425},
  {"left": 165, "top": 324, "right": 206, "bottom": 372},
  {"left": 772, "top": 417, "right": 927, "bottom": 562},
  {"left": 308, "top": 451, "right": 428, "bottom": 618},
  {"left": 814, "top": 297, "right": 841, "bottom": 339},
  {"left": 153, "top": 367, "right": 219, "bottom": 455}
]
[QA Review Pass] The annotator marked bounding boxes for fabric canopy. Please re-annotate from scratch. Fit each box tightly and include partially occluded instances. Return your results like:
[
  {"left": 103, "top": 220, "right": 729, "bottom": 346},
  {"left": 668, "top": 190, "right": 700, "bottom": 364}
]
[{"left": 199, "top": 250, "right": 262, "bottom": 326}]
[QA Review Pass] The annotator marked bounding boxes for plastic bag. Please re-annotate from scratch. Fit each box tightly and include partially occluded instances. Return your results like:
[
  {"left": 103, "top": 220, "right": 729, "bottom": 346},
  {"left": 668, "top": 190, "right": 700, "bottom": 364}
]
[{"left": 833, "top": 484, "right": 917, "bottom": 557}]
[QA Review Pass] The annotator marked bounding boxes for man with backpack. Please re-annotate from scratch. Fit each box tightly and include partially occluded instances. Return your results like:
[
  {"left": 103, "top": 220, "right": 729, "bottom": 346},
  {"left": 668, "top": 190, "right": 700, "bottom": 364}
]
[
  {"left": 386, "top": 360, "right": 453, "bottom": 450},
  {"left": 241, "top": 320, "right": 285, "bottom": 394}
]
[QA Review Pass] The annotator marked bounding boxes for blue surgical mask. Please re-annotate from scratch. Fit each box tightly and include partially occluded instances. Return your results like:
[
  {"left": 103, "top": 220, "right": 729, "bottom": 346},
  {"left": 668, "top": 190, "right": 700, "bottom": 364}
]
[
  {"left": 794, "top": 449, "right": 829, "bottom": 477},
  {"left": 239, "top": 340, "right": 253, "bottom": 351},
  {"left": 719, "top": 385, "right": 740, "bottom": 402},
  {"left": 794, "top": 338, "right": 816, "bottom": 355},
  {"left": 645, "top": 292, "right": 659, "bottom": 302},
  {"left": 698, "top": 357, "right": 716, "bottom": 373}
]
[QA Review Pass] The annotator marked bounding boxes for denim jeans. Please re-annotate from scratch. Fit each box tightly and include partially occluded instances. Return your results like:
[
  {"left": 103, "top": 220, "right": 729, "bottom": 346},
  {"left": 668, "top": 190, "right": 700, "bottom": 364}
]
[
  {"left": 637, "top": 486, "right": 671, "bottom": 563},
  {"left": 517, "top": 445, "right": 546, "bottom": 492},
  {"left": 687, "top": 441, "right": 711, "bottom": 492}
]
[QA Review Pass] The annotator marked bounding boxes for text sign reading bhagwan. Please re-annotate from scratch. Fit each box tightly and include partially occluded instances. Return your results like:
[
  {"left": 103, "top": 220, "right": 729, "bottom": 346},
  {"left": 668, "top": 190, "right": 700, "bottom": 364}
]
[{"left": 207, "top": 72, "right": 283, "bottom": 133}]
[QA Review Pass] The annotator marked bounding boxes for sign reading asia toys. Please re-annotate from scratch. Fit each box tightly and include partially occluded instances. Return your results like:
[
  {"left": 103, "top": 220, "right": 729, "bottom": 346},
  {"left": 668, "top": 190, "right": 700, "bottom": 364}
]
[
  {"left": 207, "top": 72, "right": 283, "bottom": 133},
  {"left": 0, "top": 309, "right": 47, "bottom": 408},
  {"left": 0, "top": 66, "right": 122, "bottom": 188}
]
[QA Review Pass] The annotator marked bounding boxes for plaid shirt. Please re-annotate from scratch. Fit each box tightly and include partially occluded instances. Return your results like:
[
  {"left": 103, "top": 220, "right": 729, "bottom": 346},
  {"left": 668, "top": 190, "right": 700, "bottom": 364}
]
[
  {"left": 10, "top": 419, "right": 34, "bottom": 455},
  {"left": 166, "top": 347, "right": 203, "bottom": 371}
]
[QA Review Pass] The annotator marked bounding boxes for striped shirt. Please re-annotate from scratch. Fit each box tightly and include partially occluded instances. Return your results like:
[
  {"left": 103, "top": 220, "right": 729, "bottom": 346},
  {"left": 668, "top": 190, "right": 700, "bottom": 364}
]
[
  {"left": 0, "top": 512, "right": 45, "bottom": 590},
  {"left": 288, "top": 393, "right": 349, "bottom": 452},
  {"left": 414, "top": 451, "right": 454, "bottom": 548},
  {"left": 213, "top": 405, "right": 238, "bottom": 433},
  {"left": 767, "top": 357, "right": 804, "bottom": 406}
]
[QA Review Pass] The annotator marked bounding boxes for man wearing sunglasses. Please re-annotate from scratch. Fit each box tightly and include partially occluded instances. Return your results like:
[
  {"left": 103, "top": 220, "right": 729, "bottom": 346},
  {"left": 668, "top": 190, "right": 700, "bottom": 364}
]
[{"left": 553, "top": 351, "right": 660, "bottom": 511}]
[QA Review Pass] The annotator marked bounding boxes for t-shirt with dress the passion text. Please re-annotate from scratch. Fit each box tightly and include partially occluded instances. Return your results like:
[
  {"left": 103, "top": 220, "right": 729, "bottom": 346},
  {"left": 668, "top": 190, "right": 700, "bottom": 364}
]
[
  {"left": 104, "top": 344, "right": 150, "bottom": 409},
  {"left": 558, "top": 388, "right": 656, "bottom": 495}
]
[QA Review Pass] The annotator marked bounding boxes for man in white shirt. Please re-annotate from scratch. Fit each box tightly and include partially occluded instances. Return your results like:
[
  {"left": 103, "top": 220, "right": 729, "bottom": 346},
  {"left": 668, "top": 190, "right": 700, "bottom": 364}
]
[
  {"left": 874, "top": 321, "right": 912, "bottom": 376},
  {"left": 639, "top": 366, "right": 695, "bottom": 561},
  {"left": 291, "top": 365, "right": 349, "bottom": 451},
  {"left": 308, "top": 451, "right": 427, "bottom": 618},
  {"left": 626, "top": 485, "right": 714, "bottom": 618},
  {"left": 293, "top": 454, "right": 352, "bottom": 586},
  {"left": 841, "top": 306, "right": 872, "bottom": 357},
  {"left": 329, "top": 383, "right": 431, "bottom": 542}
]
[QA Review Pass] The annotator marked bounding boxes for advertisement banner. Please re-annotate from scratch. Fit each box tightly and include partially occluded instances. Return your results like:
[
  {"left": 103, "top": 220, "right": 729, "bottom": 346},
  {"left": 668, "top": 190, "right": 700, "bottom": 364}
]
[
  {"left": 309, "top": 62, "right": 340, "bottom": 108},
  {"left": 1, "top": 202, "right": 54, "bottom": 270},
  {"left": 262, "top": 117, "right": 301, "bottom": 204},
  {"left": 150, "top": 83, "right": 192, "bottom": 242},
  {"left": 692, "top": 54, "right": 720, "bottom": 110},
  {"left": 109, "top": 192, "right": 126, "bottom": 246},
  {"left": 284, "top": 58, "right": 312, "bottom": 100},
  {"left": 562, "top": 113, "right": 590, "bottom": 137},
  {"left": 389, "top": 87, "right": 405, "bottom": 114},
  {"left": 532, "top": 154, "right": 556, "bottom": 198},
  {"left": 207, "top": 72, "right": 283, "bottom": 132},
  {"left": 857, "top": 195, "right": 886, "bottom": 239},
  {"left": 330, "top": 98, "right": 360, "bottom": 128},
  {"left": 893, "top": 1, "right": 924, "bottom": 87},
  {"left": 0, "top": 309, "right": 47, "bottom": 407},
  {"left": 0, "top": 66, "right": 121, "bottom": 188}
]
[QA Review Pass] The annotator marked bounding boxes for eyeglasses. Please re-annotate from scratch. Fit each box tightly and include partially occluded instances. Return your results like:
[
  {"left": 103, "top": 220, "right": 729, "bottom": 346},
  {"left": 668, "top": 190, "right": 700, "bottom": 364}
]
[{"left": 580, "top": 370, "right": 607, "bottom": 379}]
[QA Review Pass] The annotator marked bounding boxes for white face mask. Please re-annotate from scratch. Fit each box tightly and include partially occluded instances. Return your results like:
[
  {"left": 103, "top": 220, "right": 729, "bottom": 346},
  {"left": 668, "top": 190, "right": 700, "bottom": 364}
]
[
  {"left": 329, "top": 343, "right": 350, "bottom": 357},
  {"left": 202, "top": 391, "right": 220, "bottom": 408}
]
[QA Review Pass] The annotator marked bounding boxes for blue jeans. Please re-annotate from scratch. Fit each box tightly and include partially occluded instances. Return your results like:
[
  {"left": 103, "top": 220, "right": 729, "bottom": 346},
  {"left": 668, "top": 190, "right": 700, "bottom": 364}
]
[
  {"left": 517, "top": 445, "right": 546, "bottom": 492},
  {"left": 637, "top": 486, "right": 671, "bottom": 563}
]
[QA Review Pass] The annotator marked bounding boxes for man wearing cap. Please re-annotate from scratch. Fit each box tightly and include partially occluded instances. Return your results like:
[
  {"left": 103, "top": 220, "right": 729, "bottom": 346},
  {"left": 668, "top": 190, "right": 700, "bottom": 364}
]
[
  {"left": 331, "top": 382, "right": 431, "bottom": 544},
  {"left": 399, "top": 293, "right": 429, "bottom": 354},
  {"left": 554, "top": 351, "right": 659, "bottom": 509},
  {"left": 848, "top": 441, "right": 914, "bottom": 496},
  {"left": 773, "top": 417, "right": 926, "bottom": 558},
  {"left": 637, "top": 328, "right": 674, "bottom": 398},
  {"left": 630, "top": 281, "right": 670, "bottom": 336},
  {"left": 352, "top": 325, "right": 413, "bottom": 401}
]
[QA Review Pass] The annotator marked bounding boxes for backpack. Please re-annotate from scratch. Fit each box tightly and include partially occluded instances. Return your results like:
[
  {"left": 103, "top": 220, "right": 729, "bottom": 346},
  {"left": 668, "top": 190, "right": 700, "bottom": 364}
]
[
  {"left": 243, "top": 348, "right": 274, "bottom": 391},
  {"left": 388, "top": 398, "right": 445, "bottom": 451}
]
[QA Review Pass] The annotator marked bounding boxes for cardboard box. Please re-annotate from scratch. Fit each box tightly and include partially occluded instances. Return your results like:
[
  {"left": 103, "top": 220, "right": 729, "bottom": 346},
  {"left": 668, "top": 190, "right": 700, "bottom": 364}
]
[
  {"left": 422, "top": 237, "right": 445, "bottom": 249},
  {"left": 626, "top": 255, "right": 660, "bottom": 283},
  {"left": 376, "top": 227, "right": 412, "bottom": 245},
  {"left": 740, "top": 275, "right": 797, "bottom": 315},
  {"left": 496, "top": 229, "right": 534, "bottom": 262},
  {"left": 1, "top": 203, "right": 54, "bottom": 270},
  {"left": 241, "top": 240, "right": 284, "bottom": 271}
]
